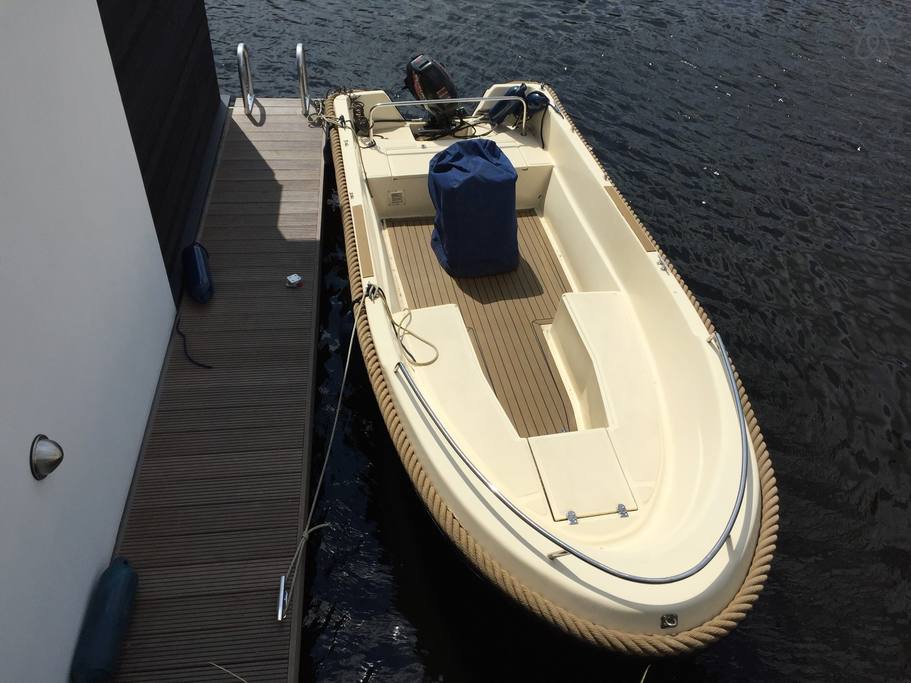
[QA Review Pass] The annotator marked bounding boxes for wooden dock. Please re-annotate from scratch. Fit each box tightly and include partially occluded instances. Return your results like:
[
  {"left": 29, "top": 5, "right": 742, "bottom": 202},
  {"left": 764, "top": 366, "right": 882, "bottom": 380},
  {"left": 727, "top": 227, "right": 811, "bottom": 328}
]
[{"left": 114, "top": 99, "right": 324, "bottom": 682}]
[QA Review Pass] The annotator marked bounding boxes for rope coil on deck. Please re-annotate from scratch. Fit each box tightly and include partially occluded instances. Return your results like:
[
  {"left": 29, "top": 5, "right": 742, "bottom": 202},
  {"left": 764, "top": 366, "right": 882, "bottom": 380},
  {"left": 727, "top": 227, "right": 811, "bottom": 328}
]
[{"left": 325, "top": 92, "right": 779, "bottom": 656}]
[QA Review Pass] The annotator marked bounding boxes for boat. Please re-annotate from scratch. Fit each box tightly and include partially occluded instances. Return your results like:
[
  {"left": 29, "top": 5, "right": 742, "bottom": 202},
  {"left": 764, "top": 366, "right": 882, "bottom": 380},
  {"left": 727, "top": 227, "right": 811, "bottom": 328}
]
[{"left": 325, "top": 68, "right": 778, "bottom": 655}]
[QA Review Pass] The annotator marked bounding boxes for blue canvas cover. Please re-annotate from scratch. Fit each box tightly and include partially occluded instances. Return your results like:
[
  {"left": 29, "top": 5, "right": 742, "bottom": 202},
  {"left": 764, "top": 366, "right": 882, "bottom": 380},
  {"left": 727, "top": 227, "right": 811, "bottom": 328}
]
[{"left": 428, "top": 139, "right": 519, "bottom": 277}]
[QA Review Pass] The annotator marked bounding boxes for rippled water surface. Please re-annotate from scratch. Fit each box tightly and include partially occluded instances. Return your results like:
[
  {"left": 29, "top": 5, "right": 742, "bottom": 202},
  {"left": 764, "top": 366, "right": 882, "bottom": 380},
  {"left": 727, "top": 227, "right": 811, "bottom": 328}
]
[{"left": 205, "top": 1, "right": 910, "bottom": 679}]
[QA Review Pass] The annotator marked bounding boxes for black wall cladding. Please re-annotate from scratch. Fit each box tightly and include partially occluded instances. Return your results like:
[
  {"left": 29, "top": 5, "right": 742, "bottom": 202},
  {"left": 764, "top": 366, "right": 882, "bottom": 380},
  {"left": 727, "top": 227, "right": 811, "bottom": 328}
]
[{"left": 96, "top": 1, "right": 221, "bottom": 294}]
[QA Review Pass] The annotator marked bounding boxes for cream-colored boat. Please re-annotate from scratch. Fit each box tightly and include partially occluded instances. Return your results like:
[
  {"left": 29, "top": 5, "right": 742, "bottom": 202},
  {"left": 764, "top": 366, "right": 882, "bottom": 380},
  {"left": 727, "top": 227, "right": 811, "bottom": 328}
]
[{"left": 327, "top": 82, "right": 778, "bottom": 654}]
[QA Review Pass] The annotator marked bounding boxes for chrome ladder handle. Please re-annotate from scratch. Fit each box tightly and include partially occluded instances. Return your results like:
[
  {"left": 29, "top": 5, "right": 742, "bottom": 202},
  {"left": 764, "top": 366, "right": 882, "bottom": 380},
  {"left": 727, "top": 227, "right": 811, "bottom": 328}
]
[
  {"left": 366, "top": 96, "right": 528, "bottom": 142},
  {"left": 236, "top": 43, "right": 255, "bottom": 116},
  {"left": 296, "top": 44, "right": 311, "bottom": 117},
  {"left": 393, "top": 332, "right": 750, "bottom": 585}
]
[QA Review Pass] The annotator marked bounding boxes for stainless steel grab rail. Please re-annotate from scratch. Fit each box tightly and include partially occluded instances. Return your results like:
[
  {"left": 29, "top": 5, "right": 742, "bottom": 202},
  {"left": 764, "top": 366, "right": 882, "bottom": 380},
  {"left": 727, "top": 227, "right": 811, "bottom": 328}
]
[
  {"left": 237, "top": 43, "right": 255, "bottom": 116},
  {"left": 393, "top": 333, "right": 750, "bottom": 584},
  {"left": 295, "top": 43, "right": 311, "bottom": 117},
  {"left": 367, "top": 96, "right": 528, "bottom": 142}
]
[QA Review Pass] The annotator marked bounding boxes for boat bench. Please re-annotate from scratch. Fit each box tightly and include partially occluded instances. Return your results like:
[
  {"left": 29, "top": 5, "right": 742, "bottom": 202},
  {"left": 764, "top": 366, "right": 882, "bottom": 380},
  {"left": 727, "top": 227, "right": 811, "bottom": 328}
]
[
  {"left": 548, "top": 291, "right": 662, "bottom": 495},
  {"left": 361, "top": 122, "right": 553, "bottom": 219},
  {"left": 400, "top": 303, "right": 544, "bottom": 499}
]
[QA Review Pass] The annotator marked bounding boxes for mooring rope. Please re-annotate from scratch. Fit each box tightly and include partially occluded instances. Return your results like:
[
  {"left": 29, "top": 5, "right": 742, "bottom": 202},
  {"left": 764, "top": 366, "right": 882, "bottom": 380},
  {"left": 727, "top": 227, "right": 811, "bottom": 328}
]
[
  {"left": 280, "top": 296, "right": 363, "bottom": 620},
  {"left": 366, "top": 284, "right": 439, "bottom": 367}
]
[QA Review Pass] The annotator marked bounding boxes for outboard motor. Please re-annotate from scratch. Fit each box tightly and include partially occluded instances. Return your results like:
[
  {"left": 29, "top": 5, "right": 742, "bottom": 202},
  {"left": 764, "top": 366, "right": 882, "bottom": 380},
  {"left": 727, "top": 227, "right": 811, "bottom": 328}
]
[{"left": 404, "top": 54, "right": 460, "bottom": 127}]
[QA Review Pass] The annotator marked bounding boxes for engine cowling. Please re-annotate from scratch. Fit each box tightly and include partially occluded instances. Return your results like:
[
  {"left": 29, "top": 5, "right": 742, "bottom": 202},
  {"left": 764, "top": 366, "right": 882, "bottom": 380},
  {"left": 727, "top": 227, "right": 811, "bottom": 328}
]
[{"left": 404, "top": 54, "right": 459, "bottom": 126}]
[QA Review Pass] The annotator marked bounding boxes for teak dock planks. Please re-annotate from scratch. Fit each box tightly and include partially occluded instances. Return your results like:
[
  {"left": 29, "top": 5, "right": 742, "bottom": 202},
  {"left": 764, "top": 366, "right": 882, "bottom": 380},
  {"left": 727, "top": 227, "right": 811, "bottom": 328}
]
[{"left": 114, "top": 99, "right": 324, "bottom": 682}]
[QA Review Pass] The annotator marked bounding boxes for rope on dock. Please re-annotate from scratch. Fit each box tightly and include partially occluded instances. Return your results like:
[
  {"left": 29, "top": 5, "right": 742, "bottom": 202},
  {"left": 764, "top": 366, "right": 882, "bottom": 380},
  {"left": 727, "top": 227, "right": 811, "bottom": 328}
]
[{"left": 326, "top": 92, "right": 779, "bottom": 656}]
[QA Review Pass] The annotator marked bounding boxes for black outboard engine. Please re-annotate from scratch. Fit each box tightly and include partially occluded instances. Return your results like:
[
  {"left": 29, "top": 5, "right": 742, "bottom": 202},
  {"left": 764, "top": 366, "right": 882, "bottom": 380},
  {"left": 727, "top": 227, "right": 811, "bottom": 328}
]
[{"left": 404, "top": 54, "right": 460, "bottom": 127}]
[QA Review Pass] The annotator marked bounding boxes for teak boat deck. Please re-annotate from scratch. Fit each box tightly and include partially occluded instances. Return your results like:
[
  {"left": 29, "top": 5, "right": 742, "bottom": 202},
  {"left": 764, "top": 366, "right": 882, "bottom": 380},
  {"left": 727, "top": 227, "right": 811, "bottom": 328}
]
[
  {"left": 114, "top": 99, "right": 323, "bottom": 682},
  {"left": 386, "top": 210, "right": 576, "bottom": 438}
]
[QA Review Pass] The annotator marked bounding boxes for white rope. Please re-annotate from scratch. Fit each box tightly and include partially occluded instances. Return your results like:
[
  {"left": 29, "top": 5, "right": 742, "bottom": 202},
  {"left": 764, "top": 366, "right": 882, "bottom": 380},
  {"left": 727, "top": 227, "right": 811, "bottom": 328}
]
[
  {"left": 279, "top": 283, "right": 439, "bottom": 619},
  {"left": 208, "top": 662, "right": 249, "bottom": 682},
  {"left": 369, "top": 285, "right": 439, "bottom": 366},
  {"left": 280, "top": 298, "right": 362, "bottom": 620},
  {"left": 306, "top": 93, "right": 353, "bottom": 131}
]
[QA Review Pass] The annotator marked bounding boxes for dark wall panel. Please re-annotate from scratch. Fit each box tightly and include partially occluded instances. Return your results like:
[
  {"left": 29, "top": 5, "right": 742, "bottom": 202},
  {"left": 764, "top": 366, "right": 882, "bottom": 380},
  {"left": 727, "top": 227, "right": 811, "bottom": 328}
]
[{"left": 96, "top": 1, "right": 222, "bottom": 291}]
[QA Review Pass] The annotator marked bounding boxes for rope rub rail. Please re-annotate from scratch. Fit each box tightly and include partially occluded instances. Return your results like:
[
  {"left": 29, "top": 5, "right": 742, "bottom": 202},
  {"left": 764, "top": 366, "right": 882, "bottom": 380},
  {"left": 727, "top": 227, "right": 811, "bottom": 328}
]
[{"left": 393, "top": 333, "right": 749, "bottom": 585}]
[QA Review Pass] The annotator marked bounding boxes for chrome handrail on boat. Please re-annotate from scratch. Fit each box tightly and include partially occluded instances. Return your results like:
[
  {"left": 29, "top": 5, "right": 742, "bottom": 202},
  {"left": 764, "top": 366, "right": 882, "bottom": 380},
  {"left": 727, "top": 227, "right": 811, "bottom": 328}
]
[
  {"left": 236, "top": 43, "right": 255, "bottom": 116},
  {"left": 295, "top": 43, "right": 311, "bottom": 117},
  {"left": 366, "top": 96, "right": 528, "bottom": 141},
  {"left": 393, "top": 333, "right": 750, "bottom": 585}
]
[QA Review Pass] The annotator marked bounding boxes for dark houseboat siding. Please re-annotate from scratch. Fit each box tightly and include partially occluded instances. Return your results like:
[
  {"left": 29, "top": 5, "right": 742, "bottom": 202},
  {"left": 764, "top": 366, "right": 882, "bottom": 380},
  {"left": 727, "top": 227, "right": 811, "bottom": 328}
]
[{"left": 96, "top": 0, "right": 223, "bottom": 296}]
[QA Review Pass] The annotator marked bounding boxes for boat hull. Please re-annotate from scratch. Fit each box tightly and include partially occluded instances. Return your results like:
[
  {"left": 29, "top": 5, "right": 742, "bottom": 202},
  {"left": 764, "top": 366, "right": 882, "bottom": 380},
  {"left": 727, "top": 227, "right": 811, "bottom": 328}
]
[{"left": 326, "top": 88, "right": 779, "bottom": 655}]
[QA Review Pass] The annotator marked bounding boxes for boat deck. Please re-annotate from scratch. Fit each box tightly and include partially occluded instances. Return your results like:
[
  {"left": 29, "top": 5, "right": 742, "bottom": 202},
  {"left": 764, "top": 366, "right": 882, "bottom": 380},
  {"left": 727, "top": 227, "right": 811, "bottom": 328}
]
[
  {"left": 386, "top": 211, "right": 576, "bottom": 437},
  {"left": 114, "top": 99, "right": 323, "bottom": 682}
]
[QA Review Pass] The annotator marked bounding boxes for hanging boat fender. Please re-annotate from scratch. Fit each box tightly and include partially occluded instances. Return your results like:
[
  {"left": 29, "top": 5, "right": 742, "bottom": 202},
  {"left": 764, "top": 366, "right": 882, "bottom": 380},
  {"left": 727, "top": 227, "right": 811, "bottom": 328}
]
[
  {"left": 488, "top": 83, "right": 528, "bottom": 125},
  {"left": 70, "top": 557, "right": 138, "bottom": 682},
  {"left": 489, "top": 84, "right": 550, "bottom": 126},
  {"left": 182, "top": 241, "right": 214, "bottom": 304},
  {"left": 524, "top": 90, "right": 550, "bottom": 115}
]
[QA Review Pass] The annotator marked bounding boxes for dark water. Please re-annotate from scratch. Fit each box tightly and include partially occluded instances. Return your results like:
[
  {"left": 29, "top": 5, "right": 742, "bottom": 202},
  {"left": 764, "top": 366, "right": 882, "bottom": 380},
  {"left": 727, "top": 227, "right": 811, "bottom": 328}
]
[{"left": 204, "top": 2, "right": 911, "bottom": 680}]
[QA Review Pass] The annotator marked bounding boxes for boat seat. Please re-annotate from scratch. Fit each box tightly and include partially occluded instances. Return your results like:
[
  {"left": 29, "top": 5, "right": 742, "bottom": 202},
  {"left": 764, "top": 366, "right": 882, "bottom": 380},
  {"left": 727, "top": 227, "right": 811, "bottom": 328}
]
[
  {"left": 399, "top": 303, "right": 546, "bottom": 502},
  {"left": 529, "top": 429, "right": 638, "bottom": 522},
  {"left": 361, "top": 128, "right": 552, "bottom": 219},
  {"left": 547, "top": 292, "right": 662, "bottom": 497}
]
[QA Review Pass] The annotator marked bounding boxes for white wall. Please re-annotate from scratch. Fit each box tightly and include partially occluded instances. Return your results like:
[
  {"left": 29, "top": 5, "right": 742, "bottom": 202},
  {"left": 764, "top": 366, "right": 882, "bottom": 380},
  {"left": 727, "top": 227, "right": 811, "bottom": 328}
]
[{"left": 0, "top": 1, "right": 175, "bottom": 680}]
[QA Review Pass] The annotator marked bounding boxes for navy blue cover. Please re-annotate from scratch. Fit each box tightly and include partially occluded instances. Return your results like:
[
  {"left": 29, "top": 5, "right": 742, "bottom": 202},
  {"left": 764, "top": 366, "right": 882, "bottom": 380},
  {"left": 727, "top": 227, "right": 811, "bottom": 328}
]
[
  {"left": 182, "top": 242, "right": 213, "bottom": 303},
  {"left": 70, "top": 557, "right": 138, "bottom": 682},
  {"left": 428, "top": 139, "right": 519, "bottom": 277}
]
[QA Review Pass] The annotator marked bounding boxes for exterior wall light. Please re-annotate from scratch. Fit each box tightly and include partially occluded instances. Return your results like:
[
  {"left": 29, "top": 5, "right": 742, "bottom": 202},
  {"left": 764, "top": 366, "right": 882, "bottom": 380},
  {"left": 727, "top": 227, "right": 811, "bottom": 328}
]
[{"left": 30, "top": 434, "right": 64, "bottom": 480}]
